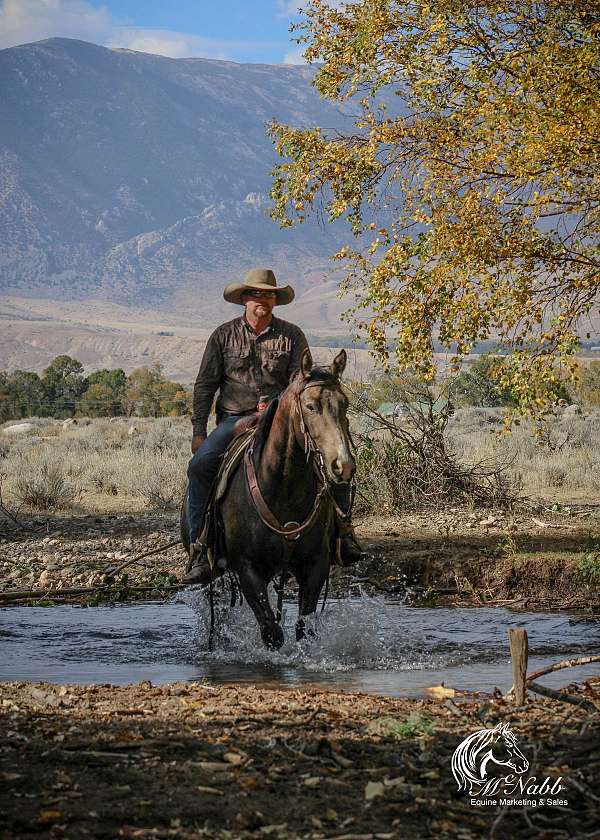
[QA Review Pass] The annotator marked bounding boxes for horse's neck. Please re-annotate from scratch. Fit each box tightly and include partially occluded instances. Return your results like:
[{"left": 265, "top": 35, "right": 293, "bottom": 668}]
[{"left": 257, "top": 396, "right": 314, "bottom": 504}]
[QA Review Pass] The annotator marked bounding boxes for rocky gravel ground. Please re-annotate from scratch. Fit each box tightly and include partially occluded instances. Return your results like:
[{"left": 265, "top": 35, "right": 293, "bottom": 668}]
[
  {"left": 0, "top": 514, "right": 183, "bottom": 598},
  {"left": 1, "top": 507, "right": 599, "bottom": 610}
]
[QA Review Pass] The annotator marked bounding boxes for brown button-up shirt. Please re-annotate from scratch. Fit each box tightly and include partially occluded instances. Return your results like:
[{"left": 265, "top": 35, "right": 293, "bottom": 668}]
[{"left": 191, "top": 315, "right": 309, "bottom": 437}]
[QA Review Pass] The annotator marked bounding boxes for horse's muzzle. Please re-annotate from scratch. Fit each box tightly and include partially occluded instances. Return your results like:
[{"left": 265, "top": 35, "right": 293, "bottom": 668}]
[{"left": 331, "top": 456, "right": 355, "bottom": 483}]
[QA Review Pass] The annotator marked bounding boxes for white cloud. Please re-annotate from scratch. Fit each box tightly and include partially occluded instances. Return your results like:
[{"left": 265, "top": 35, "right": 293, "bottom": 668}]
[
  {"left": 0, "top": 0, "right": 114, "bottom": 48},
  {"left": 276, "top": 0, "right": 345, "bottom": 15},
  {"left": 107, "top": 29, "right": 245, "bottom": 61},
  {"left": 283, "top": 46, "right": 306, "bottom": 65},
  {"left": 0, "top": 0, "right": 264, "bottom": 60},
  {"left": 276, "top": 0, "right": 307, "bottom": 14}
]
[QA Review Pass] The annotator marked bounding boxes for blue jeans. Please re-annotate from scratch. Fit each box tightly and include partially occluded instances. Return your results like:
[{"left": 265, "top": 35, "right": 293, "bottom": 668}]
[{"left": 187, "top": 415, "right": 241, "bottom": 545}]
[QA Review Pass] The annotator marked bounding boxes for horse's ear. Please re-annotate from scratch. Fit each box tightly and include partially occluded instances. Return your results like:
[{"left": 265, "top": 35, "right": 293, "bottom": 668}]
[
  {"left": 300, "top": 348, "right": 313, "bottom": 379},
  {"left": 331, "top": 349, "right": 347, "bottom": 379}
]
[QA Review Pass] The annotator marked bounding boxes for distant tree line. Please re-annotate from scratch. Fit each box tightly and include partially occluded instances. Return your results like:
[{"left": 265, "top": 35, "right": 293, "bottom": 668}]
[
  {"left": 366, "top": 354, "right": 598, "bottom": 410},
  {"left": 0, "top": 355, "right": 192, "bottom": 422}
]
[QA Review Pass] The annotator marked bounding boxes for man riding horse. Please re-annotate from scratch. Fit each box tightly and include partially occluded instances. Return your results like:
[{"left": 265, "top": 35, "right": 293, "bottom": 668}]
[{"left": 183, "top": 267, "right": 365, "bottom": 584}]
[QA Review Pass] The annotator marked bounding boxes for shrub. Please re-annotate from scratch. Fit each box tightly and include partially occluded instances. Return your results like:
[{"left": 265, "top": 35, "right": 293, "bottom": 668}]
[
  {"left": 13, "top": 455, "right": 80, "bottom": 510},
  {"left": 138, "top": 455, "right": 187, "bottom": 511},
  {"left": 577, "top": 551, "right": 600, "bottom": 588}
]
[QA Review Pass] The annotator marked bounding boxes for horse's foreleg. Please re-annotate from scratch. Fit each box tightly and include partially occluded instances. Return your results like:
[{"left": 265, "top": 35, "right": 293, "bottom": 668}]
[
  {"left": 237, "top": 564, "right": 284, "bottom": 650},
  {"left": 296, "top": 558, "right": 330, "bottom": 642}
]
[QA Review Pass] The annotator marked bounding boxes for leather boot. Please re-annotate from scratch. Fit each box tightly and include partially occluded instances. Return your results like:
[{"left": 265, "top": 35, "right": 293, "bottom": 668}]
[
  {"left": 182, "top": 542, "right": 214, "bottom": 585},
  {"left": 336, "top": 521, "right": 368, "bottom": 566}
]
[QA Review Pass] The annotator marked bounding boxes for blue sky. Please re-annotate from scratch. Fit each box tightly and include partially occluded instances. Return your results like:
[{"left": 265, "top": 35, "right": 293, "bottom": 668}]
[{"left": 0, "top": 0, "right": 307, "bottom": 63}]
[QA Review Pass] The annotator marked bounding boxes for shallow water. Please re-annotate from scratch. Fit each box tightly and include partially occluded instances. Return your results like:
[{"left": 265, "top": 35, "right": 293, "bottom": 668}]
[{"left": 1, "top": 593, "right": 598, "bottom": 697}]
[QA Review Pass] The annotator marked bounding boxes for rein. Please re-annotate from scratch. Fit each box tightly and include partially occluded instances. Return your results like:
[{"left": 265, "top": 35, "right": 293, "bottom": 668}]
[{"left": 244, "top": 378, "right": 353, "bottom": 543}]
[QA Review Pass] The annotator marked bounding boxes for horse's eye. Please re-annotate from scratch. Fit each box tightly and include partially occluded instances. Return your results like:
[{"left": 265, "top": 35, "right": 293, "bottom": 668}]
[{"left": 305, "top": 403, "right": 316, "bottom": 412}]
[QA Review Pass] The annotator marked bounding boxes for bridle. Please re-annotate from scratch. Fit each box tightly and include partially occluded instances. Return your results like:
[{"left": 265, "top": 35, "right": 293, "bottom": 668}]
[
  {"left": 294, "top": 381, "right": 355, "bottom": 521},
  {"left": 244, "top": 377, "right": 355, "bottom": 543}
]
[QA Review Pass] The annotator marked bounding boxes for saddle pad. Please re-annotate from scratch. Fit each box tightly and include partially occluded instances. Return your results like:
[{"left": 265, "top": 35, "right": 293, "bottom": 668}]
[{"left": 214, "top": 428, "right": 256, "bottom": 502}]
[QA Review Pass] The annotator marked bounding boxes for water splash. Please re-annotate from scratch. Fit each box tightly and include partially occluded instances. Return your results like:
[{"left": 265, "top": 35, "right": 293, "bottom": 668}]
[{"left": 178, "top": 588, "right": 443, "bottom": 673}]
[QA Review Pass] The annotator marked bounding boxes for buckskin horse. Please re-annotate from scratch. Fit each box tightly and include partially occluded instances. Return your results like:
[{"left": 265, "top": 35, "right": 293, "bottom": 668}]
[{"left": 181, "top": 348, "right": 355, "bottom": 649}]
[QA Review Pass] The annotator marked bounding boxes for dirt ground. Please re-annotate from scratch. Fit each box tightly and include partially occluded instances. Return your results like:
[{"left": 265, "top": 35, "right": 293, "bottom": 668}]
[
  {"left": 1, "top": 680, "right": 599, "bottom": 840},
  {"left": 1, "top": 507, "right": 599, "bottom": 610},
  {"left": 1, "top": 507, "right": 600, "bottom": 838}
]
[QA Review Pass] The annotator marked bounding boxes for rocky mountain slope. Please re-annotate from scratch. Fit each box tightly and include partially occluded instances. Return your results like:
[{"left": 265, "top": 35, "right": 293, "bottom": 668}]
[{"left": 0, "top": 38, "right": 352, "bottom": 309}]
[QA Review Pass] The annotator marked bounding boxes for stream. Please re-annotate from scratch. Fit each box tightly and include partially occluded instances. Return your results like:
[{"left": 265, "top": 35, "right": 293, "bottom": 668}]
[{"left": 1, "top": 593, "right": 598, "bottom": 697}]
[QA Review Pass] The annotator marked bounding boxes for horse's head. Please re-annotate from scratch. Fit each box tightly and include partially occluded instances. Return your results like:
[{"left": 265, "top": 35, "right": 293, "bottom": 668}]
[
  {"left": 451, "top": 722, "right": 529, "bottom": 793},
  {"left": 294, "top": 348, "right": 355, "bottom": 483},
  {"left": 487, "top": 723, "right": 529, "bottom": 775}
]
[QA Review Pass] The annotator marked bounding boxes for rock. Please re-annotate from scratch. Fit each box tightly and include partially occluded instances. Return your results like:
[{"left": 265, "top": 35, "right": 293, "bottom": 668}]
[
  {"left": 479, "top": 516, "right": 498, "bottom": 527},
  {"left": 37, "top": 571, "right": 55, "bottom": 588},
  {"left": 3, "top": 422, "right": 35, "bottom": 435},
  {"left": 30, "top": 688, "right": 60, "bottom": 707}
]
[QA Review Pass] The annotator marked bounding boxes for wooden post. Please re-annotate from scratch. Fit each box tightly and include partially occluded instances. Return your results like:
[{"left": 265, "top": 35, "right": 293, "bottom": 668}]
[{"left": 509, "top": 628, "right": 529, "bottom": 705}]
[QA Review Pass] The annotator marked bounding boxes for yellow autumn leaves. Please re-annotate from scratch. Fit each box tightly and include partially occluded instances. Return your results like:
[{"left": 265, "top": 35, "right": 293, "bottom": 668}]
[{"left": 268, "top": 1, "right": 600, "bottom": 415}]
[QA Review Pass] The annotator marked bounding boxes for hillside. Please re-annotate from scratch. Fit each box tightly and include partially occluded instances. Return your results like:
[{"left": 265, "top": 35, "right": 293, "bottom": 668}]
[{"left": 0, "top": 37, "right": 352, "bottom": 310}]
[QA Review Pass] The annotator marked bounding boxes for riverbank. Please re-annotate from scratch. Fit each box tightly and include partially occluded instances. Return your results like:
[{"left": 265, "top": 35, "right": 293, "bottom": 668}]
[
  {"left": 1, "top": 508, "right": 599, "bottom": 610},
  {"left": 1, "top": 681, "right": 598, "bottom": 839}
]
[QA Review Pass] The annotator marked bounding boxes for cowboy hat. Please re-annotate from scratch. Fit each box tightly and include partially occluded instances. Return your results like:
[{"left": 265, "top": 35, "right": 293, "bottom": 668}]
[{"left": 223, "top": 268, "right": 294, "bottom": 306}]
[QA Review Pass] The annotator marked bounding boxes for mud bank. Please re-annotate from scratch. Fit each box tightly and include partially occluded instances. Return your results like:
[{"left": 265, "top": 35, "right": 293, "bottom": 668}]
[
  {"left": 1, "top": 681, "right": 599, "bottom": 840},
  {"left": 1, "top": 508, "right": 599, "bottom": 609}
]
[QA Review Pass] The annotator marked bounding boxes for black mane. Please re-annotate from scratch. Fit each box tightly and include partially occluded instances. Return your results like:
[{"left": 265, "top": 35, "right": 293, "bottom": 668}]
[{"left": 252, "top": 394, "right": 280, "bottom": 462}]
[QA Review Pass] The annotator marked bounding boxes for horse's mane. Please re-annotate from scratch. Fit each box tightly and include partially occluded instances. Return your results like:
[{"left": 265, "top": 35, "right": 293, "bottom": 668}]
[
  {"left": 292, "top": 366, "right": 339, "bottom": 390},
  {"left": 451, "top": 723, "right": 513, "bottom": 792},
  {"left": 251, "top": 368, "right": 341, "bottom": 462},
  {"left": 251, "top": 394, "right": 280, "bottom": 462}
]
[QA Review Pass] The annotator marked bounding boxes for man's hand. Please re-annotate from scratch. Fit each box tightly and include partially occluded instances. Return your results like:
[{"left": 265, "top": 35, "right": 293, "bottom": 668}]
[{"left": 191, "top": 434, "right": 206, "bottom": 454}]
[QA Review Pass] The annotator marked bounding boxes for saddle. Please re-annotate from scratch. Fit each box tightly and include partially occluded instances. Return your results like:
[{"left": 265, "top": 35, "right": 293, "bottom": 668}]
[{"left": 195, "top": 422, "right": 257, "bottom": 569}]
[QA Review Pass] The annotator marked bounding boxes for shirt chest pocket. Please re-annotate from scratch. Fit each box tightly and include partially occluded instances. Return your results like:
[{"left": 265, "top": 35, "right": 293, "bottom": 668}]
[
  {"left": 262, "top": 349, "right": 289, "bottom": 377},
  {"left": 223, "top": 349, "right": 252, "bottom": 374}
]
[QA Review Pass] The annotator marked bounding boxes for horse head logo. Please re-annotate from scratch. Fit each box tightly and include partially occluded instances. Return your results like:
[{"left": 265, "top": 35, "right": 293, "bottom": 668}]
[{"left": 451, "top": 722, "right": 529, "bottom": 794}]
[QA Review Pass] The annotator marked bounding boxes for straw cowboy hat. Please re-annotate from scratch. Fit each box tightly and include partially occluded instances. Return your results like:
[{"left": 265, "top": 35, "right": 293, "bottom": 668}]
[{"left": 223, "top": 268, "right": 294, "bottom": 306}]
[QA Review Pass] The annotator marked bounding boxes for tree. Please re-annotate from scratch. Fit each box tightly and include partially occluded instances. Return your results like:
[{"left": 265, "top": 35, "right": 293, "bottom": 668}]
[
  {"left": 0, "top": 372, "right": 9, "bottom": 423},
  {"left": 41, "top": 355, "right": 86, "bottom": 417},
  {"left": 124, "top": 365, "right": 191, "bottom": 417},
  {"left": 6, "top": 370, "right": 44, "bottom": 418},
  {"left": 452, "top": 355, "right": 518, "bottom": 408},
  {"left": 572, "top": 360, "right": 600, "bottom": 406},
  {"left": 157, "top": 384, "right": 192, "bottom": 417},
  {"left": 80, "top": 368, "right": 127, "bottom": 416},
  {"left": 269, "top": 1, "right": 600, "bottom": 416}
]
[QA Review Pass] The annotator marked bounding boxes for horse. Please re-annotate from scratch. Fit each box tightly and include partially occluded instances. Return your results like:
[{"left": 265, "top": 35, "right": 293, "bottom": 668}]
[
  {"left": 451, "top": 722, "right": 529, "bottom": 794},
  {"left": 181, "top": 348, "right": 355, "bottom": 649}
]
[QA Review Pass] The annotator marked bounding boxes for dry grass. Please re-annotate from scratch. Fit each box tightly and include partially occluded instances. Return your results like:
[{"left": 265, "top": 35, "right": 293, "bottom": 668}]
[
  {"left": 1, "top": 407, "right": 600, "bottom": 514},
  {"left": 447, "top": 407, "right": 600, "bottom": 502},
  {"left": 0, "top": 417, "right": 190, "bottom": 513}
]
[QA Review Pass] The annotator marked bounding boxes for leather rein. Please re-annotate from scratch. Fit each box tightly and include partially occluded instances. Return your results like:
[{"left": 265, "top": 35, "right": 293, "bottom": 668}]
[{"left": 244, "top": 379, "right": 353, "bottom": 543}]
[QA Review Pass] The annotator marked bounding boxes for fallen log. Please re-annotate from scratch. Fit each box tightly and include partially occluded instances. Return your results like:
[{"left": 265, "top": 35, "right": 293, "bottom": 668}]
[
  {"left": 526, "top": 655, "right": 600, "bottom": 683},
  {"left": 106, "top": 538, "right": 182, "bottom": 578},
  {"left": 528, "top": 681, "right": 598, "bottom": 714},
  {"left": 0, "top": 583, "right": 185, "bottom": 605}
]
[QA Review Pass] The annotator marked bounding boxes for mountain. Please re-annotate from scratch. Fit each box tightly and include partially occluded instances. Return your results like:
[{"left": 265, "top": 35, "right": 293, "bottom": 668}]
[{"left": 0, "top": 38, "right": 353, "bottom": 312}]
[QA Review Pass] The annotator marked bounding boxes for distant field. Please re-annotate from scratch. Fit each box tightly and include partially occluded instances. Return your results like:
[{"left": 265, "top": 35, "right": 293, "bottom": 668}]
[
  {"left": 0, "top": 294, "right": 375, "bottom": 382},
  {"left": 2, "top": 408, "right": 599, "bottom": 516}
]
